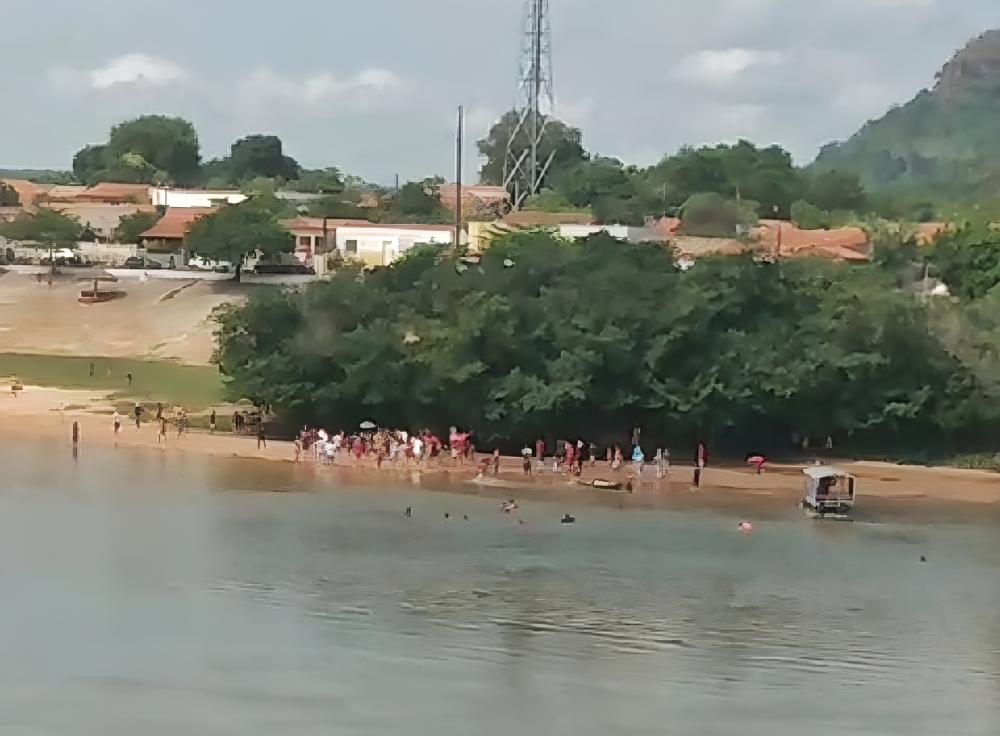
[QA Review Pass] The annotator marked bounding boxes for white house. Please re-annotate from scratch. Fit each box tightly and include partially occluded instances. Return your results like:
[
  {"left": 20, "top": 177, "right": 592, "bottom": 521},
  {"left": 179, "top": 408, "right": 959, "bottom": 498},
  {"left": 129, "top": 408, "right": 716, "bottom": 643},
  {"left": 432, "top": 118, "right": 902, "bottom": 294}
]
[
  {"left": 150, "top": 187, "right": 248, "bottom": 208},
  {"left": 334, "top": 224, "right": 454, "bottom": 267},
  {"left": 281, "top": 217, "right": 454, "bottom": 268}
]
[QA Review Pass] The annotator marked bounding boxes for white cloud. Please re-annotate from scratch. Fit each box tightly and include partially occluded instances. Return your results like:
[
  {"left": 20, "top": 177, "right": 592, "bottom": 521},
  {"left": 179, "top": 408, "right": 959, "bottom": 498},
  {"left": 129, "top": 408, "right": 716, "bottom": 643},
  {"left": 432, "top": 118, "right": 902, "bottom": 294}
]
[
  {"left": 675, "top": 48, "right": 784, "bottom": 84},
  {"left": 238, "top": 67, "right": 406, "bottom": 110},
  {"left": 47, "top": 53, "right": 188, "bottom": 94},
  {"left": 90, "top": 53, "right": 187, "bottom": 89}
]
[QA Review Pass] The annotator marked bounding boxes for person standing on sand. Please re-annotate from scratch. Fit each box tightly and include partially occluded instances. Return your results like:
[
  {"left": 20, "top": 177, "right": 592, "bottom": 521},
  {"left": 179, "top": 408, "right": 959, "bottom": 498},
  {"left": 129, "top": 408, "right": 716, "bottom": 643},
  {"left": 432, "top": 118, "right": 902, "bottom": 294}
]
[
  {"left": 257, "top": 422, "right": 267, "bottom": 450},
  {"left": 209, "top": 410, "right": 217, "bottom": 435},
  {"left": 521, "top": 444, "right": 533, "bottom": 475},
  {"left": 133, "top": 402, "right": 142, "bottom": 429},
  {"left": 72, "top": 421, "right": 80, "bottom": 446},
  {"left": 156, "top": 403, "right": 163, "bottom": 421},
  {"left": 535, "top": 438, "right": 546, "bottom": 472},
  {"left": 158, "top": 417, "right": 167, "bottom": 444},
  {"left": 492, "top": 448, "right": 501, "bottom": 475},
  {"left": 112, "top": 411, "right": 121, "bottom": 435},
  {"left": 693, "top": 440, "right": 708, "bottom": 488}
]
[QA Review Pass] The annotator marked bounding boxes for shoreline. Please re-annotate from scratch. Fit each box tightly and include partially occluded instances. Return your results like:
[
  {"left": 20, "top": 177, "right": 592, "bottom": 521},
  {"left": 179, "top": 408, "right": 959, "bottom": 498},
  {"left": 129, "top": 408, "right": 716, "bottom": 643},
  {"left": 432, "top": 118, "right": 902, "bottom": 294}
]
[{"left": 3, "top": 386, "right": 1000, "bottom": 514}]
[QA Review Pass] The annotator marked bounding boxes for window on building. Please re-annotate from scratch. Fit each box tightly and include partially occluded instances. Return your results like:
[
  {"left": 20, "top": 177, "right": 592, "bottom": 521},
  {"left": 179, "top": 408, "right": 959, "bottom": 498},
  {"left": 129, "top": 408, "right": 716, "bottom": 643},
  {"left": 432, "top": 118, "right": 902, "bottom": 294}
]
[
  {"left": 298, "top": 236, "right": 311, "bottom": 248},
  {"left": 345, "top": 239, "right": 358, "bottom": 254}
]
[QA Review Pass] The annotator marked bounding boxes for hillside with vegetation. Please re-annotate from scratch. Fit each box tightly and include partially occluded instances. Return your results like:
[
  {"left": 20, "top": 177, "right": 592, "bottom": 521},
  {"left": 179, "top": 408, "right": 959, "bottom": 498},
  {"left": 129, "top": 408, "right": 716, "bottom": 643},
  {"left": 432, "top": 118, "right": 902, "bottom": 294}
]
[{"left": 814, "top": 30, "right": 1000, "bottom": 198}]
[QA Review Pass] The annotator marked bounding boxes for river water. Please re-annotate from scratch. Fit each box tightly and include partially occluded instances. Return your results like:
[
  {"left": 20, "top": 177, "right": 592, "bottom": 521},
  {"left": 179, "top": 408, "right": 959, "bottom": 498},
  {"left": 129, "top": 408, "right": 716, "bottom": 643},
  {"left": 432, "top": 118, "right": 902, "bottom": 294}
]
[{"left": 1, "top": 441, "right": 998, "bottom": 735}]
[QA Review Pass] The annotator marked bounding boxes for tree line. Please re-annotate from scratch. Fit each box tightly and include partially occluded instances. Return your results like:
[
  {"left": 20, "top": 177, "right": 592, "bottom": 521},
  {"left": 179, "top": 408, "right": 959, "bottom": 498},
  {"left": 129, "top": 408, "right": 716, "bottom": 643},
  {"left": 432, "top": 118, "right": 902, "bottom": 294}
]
[
  {"left": 476, "top": 112, "right": 939, "bottom": 232},
  {"left": 214, "top": 229, "right": 1000, "bottom": 457}
]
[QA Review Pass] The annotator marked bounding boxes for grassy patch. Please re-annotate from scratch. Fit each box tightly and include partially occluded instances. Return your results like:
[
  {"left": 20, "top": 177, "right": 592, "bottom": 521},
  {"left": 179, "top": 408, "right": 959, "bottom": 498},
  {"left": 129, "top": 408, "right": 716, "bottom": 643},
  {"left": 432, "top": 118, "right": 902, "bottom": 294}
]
[{"left": 0, "top": 353, "right": 225, "bottom": 409}]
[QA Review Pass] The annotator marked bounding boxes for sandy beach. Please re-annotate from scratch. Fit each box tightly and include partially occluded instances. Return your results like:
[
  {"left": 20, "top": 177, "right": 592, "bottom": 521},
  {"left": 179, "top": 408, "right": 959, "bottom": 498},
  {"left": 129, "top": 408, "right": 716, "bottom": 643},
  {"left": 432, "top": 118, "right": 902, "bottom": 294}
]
[{"left": 3, "top": 384, "right": 1000, "bottom": 511}]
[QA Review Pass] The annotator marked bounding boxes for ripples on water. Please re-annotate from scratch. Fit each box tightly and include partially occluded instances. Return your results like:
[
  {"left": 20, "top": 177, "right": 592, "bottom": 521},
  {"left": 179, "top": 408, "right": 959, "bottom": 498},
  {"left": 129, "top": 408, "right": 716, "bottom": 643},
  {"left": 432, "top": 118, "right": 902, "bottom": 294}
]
[{"left": 0, "top": 443, "right": 998, "bottom": 735}]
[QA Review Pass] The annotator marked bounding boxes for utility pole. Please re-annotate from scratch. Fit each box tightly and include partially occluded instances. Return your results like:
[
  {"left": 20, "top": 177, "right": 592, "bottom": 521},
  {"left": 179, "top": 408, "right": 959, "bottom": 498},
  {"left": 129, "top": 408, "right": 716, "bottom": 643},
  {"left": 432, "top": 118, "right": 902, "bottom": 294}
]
[
  {"left": 455, "top": 105, "right": 464, "bottom": 251},
  {"left": 504, "top": 0, "right": 554, "bottom": 209}
]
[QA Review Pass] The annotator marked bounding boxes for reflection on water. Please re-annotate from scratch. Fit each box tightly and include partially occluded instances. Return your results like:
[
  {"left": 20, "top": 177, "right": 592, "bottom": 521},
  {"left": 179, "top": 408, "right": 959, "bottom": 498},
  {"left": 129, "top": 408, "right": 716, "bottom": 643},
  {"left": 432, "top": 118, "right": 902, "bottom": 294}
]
[{"left": 1, "top": 441, "right": 999, "bottom": 735}]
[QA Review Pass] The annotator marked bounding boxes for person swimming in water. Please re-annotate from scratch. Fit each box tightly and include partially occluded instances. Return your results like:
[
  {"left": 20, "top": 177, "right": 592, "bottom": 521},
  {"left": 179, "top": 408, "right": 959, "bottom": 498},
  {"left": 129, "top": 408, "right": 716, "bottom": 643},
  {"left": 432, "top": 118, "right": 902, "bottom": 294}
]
[{"left": 561, "top": 514, "right": 576, "bottom": 524}]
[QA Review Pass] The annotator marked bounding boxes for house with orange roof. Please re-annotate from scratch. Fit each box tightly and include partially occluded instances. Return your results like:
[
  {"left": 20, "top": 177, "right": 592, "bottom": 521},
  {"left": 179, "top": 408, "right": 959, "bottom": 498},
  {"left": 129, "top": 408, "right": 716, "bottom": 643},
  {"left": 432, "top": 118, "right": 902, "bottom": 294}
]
[
  {"left": 139, "top": 207, "right": 216, "bottom": 253},
  {"left": 76, "top": 182, "right": 152, "bottom": 204},
  {"left": 756, "top": 220, "right": 871, "bottom": 262}
]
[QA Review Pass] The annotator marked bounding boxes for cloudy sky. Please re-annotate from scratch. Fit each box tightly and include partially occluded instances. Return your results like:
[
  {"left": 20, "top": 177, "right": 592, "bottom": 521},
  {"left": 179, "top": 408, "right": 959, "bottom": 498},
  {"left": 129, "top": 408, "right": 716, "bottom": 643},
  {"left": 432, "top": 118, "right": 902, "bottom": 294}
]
[{"left": 1, "top": 0, "right": 997, "bottom": 183}]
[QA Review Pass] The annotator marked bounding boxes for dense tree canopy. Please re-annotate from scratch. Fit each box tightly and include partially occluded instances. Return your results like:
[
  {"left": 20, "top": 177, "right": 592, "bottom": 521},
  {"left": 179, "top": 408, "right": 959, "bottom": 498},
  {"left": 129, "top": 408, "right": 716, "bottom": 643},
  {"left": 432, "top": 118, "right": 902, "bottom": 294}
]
[
  {"left": 215, "top": 231, "right": 998, "bottom": 454},
  {"left": 926, "top": 223, "right": 1000, "bottom": 300},
  {"left": 477, "top": 110, "right": 586, "bottom": 189},
  {"left": 112, "top": 211, "right": 161, "bottom": 244},
  {"left": 0, "top": 209, "right": 84, "bottom": 272},
  {"left": 73, "top": 115, "right": 202, "bottom": 186},
  {"left": 0, "top": 183, "right": 19, "bottom": 206},
  {"left": 681, "top": 193, "right": 757, "bottom": 237},
  {"left": 226, "top": 135, "right": 300, "bottom": 182}
]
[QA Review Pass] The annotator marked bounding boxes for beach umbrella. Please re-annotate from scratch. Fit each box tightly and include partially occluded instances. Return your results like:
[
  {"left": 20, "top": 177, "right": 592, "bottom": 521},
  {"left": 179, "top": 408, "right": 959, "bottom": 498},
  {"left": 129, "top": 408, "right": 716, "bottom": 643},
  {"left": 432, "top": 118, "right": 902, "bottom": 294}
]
[
  {"left": 77, "top": 271, "right": 119, "bottom": 298},
  {"left": 359, "top": 420, "right": 377, "bottom": 430}
]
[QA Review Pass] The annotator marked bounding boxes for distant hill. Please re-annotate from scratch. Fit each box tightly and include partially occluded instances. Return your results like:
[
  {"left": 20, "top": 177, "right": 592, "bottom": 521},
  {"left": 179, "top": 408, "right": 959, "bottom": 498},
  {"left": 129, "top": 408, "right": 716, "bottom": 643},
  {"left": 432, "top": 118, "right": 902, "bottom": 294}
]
[
  {"left": 813, "top": 30, "right": 1000, "bottom": 196},
  {"left": 0, "top": 168, "right": 76, "bottom": 185}
]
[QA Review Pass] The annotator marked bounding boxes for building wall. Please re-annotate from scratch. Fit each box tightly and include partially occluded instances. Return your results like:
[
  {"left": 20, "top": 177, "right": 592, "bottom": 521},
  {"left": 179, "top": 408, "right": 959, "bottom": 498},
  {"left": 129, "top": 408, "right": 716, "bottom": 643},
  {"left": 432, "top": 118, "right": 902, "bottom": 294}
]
[
  {"left": 150, "top": 188, "right": 247, "bottom": 208},
  {"left": 333, "top": 227, "right": 452, "bottom": 267}
]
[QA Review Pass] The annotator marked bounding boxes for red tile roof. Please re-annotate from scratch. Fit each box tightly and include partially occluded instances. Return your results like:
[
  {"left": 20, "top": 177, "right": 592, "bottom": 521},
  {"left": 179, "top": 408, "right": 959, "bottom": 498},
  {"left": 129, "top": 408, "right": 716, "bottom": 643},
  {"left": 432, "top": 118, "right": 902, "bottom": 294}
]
[
  {"left": 438, "top": 183, "right": 511, "bottom": 210},
  {"left": 281, "top": 217, "right": 375, "bottom": 233},
  {"left": 77, "top": 182, "right": 151, "bottom": 203},
  {"left": 140, "top": 207, "right": 216, "bottom": 240},
  {"left": 757, "top": 220, "right": 869, "bottom": 260}
]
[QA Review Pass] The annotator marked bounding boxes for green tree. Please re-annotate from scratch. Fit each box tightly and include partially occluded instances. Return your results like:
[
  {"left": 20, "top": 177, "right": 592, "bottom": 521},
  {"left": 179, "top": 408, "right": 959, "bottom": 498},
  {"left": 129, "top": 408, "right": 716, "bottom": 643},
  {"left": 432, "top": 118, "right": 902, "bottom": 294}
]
[
  {"left": 0, "top": 208, "right": 83, "bottom": 274},
  {"left": 477, "top": 110, "right": 586, "bottom": 188},
  {"left": 646, "top": 141, "right": 803, "bottom": 218},
  {"left": 522, "top": 188, "right": 588, "bottom": 214},
  {"left": 790, "top": 200, "right": 834, "bottom": 230},
  {"left": 376, "top": 178, "right": 451, "bottom": 224},
  {"left": 804, "top": 169, "right": 868, "bottom": 212},
  {"left": 112, "top": 211, "right": 161, "bottom": 244},
  {"left": 287, "top": 168, "right": 346, "bottom": 194},
  {"left": 680, "top": 193, "right": 757, "bottom": 237},
  {"left": 227, "top": 135, "right": 300, "bottom": 182},
  {"left": 0, "top": 183, "right": 19, "bottom": 206},
  {"left": 185, "top": 199, "right": 294, "bottom": 281},
  {"left": 307, "top": 195, "right": 368, "bottom": 220},
  {"left": 926, "top": 223, "right": 1000, "bottom": 301},
  {"left": 104, "top": 115, "right": 201, "bottom": 185},
  {"left": 72, "top": 144, "right": 109, "bottom": 185}
]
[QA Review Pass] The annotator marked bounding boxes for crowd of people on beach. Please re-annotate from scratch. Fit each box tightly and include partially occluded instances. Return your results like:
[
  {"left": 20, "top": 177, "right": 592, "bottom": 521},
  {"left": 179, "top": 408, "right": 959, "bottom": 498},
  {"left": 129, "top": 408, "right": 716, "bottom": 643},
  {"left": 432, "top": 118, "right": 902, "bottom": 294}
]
[
  {"left": 295, "top": 425, "right": 477, "bottom": 468},
  {"left": 289, "top": 420, "right": 724, "bottom": 490}
]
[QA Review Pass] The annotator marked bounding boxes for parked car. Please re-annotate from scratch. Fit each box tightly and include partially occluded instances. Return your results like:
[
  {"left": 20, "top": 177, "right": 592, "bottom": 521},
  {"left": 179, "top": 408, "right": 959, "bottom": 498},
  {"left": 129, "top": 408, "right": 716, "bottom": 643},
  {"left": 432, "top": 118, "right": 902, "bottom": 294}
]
[
  {"left": 253, "top": 263, "right": 315, "bottom": 275},
  {"left": 122, "top": 256, "right": 161, "bottom": 270},
  {"left": 188, "top": 256, "right": 231, "bottom": 273}
]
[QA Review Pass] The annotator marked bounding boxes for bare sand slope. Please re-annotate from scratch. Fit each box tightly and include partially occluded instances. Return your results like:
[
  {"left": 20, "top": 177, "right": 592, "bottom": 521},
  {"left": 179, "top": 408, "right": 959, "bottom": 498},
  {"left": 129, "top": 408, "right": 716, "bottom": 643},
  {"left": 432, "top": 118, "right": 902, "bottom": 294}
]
[{"left": 0, "top": 272, "right": 243, "bottom": 365}]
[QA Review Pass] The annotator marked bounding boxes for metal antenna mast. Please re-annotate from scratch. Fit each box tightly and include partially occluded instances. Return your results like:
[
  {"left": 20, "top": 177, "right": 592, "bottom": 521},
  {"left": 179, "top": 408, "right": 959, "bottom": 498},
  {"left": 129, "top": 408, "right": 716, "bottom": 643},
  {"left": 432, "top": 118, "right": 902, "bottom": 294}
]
[{"left": 503, "top": 0, "right": 554, "bottom": 209}]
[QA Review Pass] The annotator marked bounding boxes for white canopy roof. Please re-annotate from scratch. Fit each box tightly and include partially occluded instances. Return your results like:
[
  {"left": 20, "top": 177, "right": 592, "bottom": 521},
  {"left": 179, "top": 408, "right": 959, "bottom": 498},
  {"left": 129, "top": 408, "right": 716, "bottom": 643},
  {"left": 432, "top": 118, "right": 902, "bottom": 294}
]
[{"left": 802, "top": 466, "right": 852, "bottom": 480}]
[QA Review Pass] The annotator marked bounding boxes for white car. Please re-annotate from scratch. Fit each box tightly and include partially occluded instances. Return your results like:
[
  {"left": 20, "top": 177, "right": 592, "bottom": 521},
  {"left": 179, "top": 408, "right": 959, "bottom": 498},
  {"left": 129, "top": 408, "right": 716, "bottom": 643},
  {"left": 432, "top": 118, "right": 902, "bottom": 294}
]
[{"left": 187, "top": 256, "right": 231, "bottom": 273}]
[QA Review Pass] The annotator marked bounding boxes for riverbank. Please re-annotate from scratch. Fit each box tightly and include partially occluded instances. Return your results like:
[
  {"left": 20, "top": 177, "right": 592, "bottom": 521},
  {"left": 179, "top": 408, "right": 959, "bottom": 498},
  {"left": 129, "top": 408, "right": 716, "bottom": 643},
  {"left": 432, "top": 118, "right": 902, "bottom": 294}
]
[{"left": 2, "top": 385, "right": 1000, "bottom": 512}]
